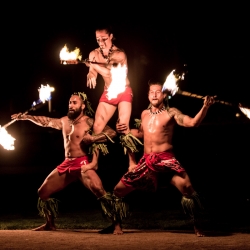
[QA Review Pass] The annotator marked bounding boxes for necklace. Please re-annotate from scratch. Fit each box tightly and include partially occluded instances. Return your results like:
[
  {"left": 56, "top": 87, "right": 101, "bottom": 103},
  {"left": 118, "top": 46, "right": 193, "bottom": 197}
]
[
  {"left": 149, "top": 106, "right": 165, "bottom": 116},
  {"left": 67, "top": 115, "right": 83, "bottom": 141},
  {"left": 100, "top": 44, "right": 114, "bottom": 63},
  {"left": 68, "top": 114, "right": 83, "bottom": 127}
]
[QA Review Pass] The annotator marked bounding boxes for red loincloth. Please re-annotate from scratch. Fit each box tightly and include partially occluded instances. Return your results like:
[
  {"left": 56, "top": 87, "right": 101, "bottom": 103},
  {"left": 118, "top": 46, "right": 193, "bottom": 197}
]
[
  {"left": 121, "top": 151, "right": 185, "bottom": 191},
  {"left": 57, "top": 156, "right": 89, "bottom": 174},
  {"left": 99, "top": 86, "right": 133, "bottom": 105}
]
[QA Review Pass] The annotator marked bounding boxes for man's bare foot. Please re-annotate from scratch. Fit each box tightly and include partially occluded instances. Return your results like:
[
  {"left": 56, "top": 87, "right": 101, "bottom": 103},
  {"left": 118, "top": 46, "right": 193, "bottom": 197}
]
[
  {"left": 98, "top": 224, "right": 123, "bottom": 235},
  {"left": 194, "top": 226, "right": 205, "bottom": 237},
  {"left": 32, "top": 223, "right": 56, "bottom": 231},
  {"left": 113, "top": 223, "right": 123, "bottom": 235},
  {"left": 98, "top": 225, "right": 114, "bottom": 234}
]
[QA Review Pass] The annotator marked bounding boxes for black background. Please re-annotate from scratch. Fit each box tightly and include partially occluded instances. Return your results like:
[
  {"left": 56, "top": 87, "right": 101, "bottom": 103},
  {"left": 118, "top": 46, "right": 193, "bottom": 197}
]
[{"left": 0, "top": 2, "right": 250, "bottom": 215}]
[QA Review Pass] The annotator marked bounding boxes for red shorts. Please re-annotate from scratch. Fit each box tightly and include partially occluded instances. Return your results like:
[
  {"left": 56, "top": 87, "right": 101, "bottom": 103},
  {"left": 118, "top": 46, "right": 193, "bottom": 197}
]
[
  {"left": 57, "top": 156, "right": 89, "bottom": 174},
  {"left": 99, "top": 86, "right": 133, "bottom": 105},
  {"left": 121, "top": 151, "right": 185, "bottom": 192}
]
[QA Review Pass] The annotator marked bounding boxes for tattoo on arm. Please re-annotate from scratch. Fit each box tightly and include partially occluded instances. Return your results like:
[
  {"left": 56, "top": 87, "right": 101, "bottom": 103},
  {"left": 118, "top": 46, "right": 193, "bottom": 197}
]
[
  {"left": 176, "top": 113, "right": 185, "bottom": 125},
  {"left": 170, "top": 108, "right": 185, "bottom": 125},
  {"left": 86, "top": 118, "right": 94, "bottom": 129},
  {"left": 26, "top": 115, "right": 62, "bottom": 129}
]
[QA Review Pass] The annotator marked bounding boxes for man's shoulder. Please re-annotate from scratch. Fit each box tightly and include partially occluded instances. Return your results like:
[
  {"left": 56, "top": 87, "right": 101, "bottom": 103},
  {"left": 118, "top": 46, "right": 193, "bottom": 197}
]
[
  {"left": 89, "top": 49, "right": 100, "bottom": 56},
  {"left": 113, "top": 47, "right": 126, "bottom": 56},
  {"left": 168, "top": 107, "right": 179, "bottom": 112},
  {"left": 84, "top": 116, "right": 94, "bottom": 125},
  {"left": 141, "top": 109, "right": 149, "bottom": 117},
  {"left": 60, "top": 116, "right": 67, "bottom": 121}
]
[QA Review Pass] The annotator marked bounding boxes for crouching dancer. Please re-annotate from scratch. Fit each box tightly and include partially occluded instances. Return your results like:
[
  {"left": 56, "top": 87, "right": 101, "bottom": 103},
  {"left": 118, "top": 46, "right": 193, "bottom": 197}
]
[
  {"left": 112, "top": 81, "right": 215, "bottom": 236},
  {"left": 11, "top": 92, "right": 116, "bottom": 231}
]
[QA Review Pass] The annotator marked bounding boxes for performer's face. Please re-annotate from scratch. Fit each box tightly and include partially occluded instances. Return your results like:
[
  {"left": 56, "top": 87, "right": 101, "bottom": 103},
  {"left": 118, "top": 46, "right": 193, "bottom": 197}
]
[
  {"left": 67, "top": 95, "right": 85, "bottom": 119},
  {"left": 96, "top": 29, "right": 113, "bottom": 49},
  {"left": 148, "top": 84, "right": 166, "bottom": 107}
]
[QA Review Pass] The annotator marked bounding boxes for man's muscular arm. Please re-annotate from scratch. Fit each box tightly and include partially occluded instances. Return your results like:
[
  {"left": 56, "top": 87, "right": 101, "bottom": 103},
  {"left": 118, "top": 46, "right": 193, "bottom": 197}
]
[
  {"left": 87, "top": 51, "right": 98, "bottom": 89},
  {"left": 11, "top": 113, "right": 62, "bottom": 130},
  {"left": 116, "top": 111, "right": 144, "bottom": 139},
  {"left": 170, "top": 96, "right": 215, "bottom": 127},
  {"left": 81, "top": 118, "right": 116, "bottom": 144},
  {"left": 88, "top": 50, "right": 127, "bottom": 80}
]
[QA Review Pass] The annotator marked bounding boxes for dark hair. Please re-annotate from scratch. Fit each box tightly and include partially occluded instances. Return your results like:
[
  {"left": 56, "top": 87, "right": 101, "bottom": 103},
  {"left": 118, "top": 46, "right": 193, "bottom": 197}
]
[
  {"left": 147, "top": 80, "right": 170, "bottom": 110},
  {"left": 95, "top": 25, "right": 116, "bottom": 41},
  {"left": 71, "top": 92, "right": 94, "bottom": 117},
  {"left": 95, "top": 25, "right": 113, "bottom": 35},
  {"left": 148, "top": 79, "right": 163, "bottom": 89}
]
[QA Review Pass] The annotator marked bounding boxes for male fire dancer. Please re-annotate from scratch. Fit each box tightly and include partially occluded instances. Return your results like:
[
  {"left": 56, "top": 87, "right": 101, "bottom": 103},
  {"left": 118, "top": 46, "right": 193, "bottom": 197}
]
[
  {"left": 84, "top": 25, "right": 141, "bottom": 169},
  {"left": 112, "top": 81, "right": 215, "bottom": 236},
  {"left": 11, "top": 92, "right": 116, "bottom": 231}
]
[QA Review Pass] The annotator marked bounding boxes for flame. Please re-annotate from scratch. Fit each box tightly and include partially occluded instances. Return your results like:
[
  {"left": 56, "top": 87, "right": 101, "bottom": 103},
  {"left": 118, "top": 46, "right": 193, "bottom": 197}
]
[
  {"left": 38, "top": 84, "right": 54, "bottom": 103},
  {"left": 106, "top": 64, "right": 127, "bottom": 100},
  {"left": 239, "top": 105, "right": 250, "bottom": 119},
  {"left": 0, "top": 126, "right": 16, "bottom": 150},
  {"left": 59, "top": 45, "right": 82, "bottom": 63},
  {"left": 162, "top": 70, "right": 180, "bottom": 96}
]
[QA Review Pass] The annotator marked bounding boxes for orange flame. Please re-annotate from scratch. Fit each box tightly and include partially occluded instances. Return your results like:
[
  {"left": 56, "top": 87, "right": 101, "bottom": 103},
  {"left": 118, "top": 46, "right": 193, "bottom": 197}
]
[
  {"left": 0, "top": 126, "right": 16, "bottom": 150},
  {"left": 106, "top": 64, "right": 127, "bottom": 100},
  {"left": 162, "top": 70, "right": 181, "bottom": 96},
  {"left": 38, "top": 84, "right": 54, "bottom": 103},
  {"left": 239, "top": 105, "right": 250, "bottom": 119},
  {"left": 59, "top": 45, "right": 82, "bottom": 64}
]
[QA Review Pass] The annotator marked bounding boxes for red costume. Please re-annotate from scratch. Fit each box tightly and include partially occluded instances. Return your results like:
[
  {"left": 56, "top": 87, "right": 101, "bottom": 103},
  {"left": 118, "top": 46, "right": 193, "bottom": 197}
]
[
  {"left": 121, "top": 151, "right": 185, "bottom": 191},
  {"left": 99, "top": 86, "right": 133, "bottom": 105},
  {"left": 57, "top": 156, "right": 89, "bottom": 174}
]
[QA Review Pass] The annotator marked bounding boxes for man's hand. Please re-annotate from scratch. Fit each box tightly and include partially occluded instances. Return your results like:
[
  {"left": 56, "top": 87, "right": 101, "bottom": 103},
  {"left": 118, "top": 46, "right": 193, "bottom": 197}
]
[
  {"left": 81, "top": 133, "right": 94, "bottom": 145},
  {"left": 203, "top": 96, "right": 215, "bottom": 108},
  {"left": 116, "top": 119, "right": 128, "bottom": 134},
  {"left": 81, "top": 150, "right": 99, "bottom": 173},
  {"left": 11, "top": 113, "right": 24, "bottom": 120},
  {"left": 87, "top": 72, "right": 97, "bottom": 89}
]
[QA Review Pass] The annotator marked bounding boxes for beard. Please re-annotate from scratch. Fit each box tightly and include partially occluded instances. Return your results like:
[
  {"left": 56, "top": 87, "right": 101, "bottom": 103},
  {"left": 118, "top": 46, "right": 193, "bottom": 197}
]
[{"left": 67, "top": 107, "right": 82, "bottom": 120}]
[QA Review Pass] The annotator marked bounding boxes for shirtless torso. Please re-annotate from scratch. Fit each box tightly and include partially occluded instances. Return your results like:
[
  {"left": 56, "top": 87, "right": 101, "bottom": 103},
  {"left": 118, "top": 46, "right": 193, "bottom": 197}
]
[
  {"left": 113, "top": 82, "right": 215, "bottom": 236},
  {"left": 11, "top": 94, "right": 116, "bottom": 231}
]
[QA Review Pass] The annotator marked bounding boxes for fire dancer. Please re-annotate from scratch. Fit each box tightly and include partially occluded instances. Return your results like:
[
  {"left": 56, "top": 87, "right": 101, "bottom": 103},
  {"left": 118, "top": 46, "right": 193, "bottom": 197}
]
[
  {"left": 11, "top": 92, "right": 116, "bottom": 231},
  {"left": 85, "top": 25, "right": 140, "bottom": 169},
  {"left": 111, "top": 81, "right": 215, "bottom": 236}
]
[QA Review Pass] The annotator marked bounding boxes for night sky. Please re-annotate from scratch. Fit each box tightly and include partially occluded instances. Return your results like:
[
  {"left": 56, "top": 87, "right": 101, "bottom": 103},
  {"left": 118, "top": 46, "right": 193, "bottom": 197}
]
[
  {"left": 1, "top": 2, "right": 249, "bottom": 119},
  {"left": 0, "top": 2, "right": 250, "bottom": 204}
]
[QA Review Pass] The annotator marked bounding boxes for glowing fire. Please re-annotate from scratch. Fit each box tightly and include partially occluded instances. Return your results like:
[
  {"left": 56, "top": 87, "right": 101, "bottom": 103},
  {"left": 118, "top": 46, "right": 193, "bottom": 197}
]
[
  {"left": 38, "top": 84, "right": 54, "bottom": 103},
  {"left": 0, "top": 126, "right": 16, "bottom": 150},
  {"left": 59, "top": 45, "right": 82, "bottom": 64},
  {"left": 239, "top": 105, "right": 250, "bottom": 119},
  {"left": 162, "top": 70, "right": 180, "bottom": 96},
  {"left": 106, "top": 64, "right": 127, "bottom": 100}
]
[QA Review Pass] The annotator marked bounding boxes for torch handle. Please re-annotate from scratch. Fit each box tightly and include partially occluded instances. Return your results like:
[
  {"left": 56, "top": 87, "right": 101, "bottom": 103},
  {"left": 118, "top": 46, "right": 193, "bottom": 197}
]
[
  {"left": 3, "top": 119, "right": 17, "bottom": 128},
  {"left": 82, "top": 59, "right": 107, "bottom": 66},
  {"left": 3, "top": 111, "right": 29, "bottom": 129},
  {"left": 178, "top": 90, "right": 232, "bottom": 106}
]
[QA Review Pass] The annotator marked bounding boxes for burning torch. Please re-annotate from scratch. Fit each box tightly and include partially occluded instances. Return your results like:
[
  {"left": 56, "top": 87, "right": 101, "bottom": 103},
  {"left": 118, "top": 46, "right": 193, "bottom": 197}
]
[
  {"left": 0, "top": 84, "right": 54, "bottom": 150},
  {"left": 59, "top": 45, "right": 107, "bottom": 66},
  {"left": 162, "top": 69, "right": 250, "bottom": 119}
]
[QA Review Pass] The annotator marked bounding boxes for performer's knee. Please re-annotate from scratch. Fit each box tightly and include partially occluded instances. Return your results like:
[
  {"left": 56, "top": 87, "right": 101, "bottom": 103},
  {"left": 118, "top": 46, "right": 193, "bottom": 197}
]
[
  {"left": 38, "top": 188, "right": 50, "bottom": 201},
  {"left": 182, "top": 185, "right": 195, "bottom": 197},
  {"left": 113, "top": 186, "right": 122, "bottom": 198},
  {"left": 114, "top": 180, "right": 135, "bottom": 197}
]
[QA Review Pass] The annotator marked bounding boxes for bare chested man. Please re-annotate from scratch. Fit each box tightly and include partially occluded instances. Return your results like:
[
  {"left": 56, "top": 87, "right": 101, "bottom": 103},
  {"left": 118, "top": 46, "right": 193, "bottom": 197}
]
[
  {"left": 85, "top": 26, "right": 140, "bottom": 168},
  {"left": 112, "top": 81, "right": 215, "bottom": 236},
  {"left": 11, "top": 92, "right": 116, "bottom": 231}
]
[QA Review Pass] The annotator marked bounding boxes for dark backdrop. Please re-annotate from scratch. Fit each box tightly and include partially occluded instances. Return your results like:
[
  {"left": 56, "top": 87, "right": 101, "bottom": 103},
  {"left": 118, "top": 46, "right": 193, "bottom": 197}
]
[{"left": 0, "top": 2, "right": 250, "bottom": 215}]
